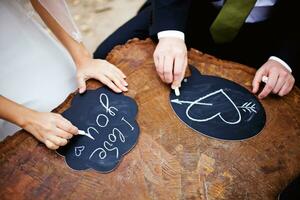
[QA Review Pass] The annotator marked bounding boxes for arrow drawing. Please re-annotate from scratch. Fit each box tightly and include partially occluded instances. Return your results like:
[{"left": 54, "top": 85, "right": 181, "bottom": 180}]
[
  {"left": 171, "top": 89, "right": 257, "bottom": 125},
  {"left": 171, "top": 99, "right": 213, "bottom": 106}
]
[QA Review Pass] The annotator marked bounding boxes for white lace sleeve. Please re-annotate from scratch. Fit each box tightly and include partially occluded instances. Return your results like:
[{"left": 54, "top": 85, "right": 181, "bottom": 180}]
[{"left": 38, "top": 0, "right": 82, "bottom": 42}]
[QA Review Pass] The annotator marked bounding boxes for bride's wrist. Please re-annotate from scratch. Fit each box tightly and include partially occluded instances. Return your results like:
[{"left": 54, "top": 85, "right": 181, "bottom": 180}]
[
  {"left": 72, "top": 45, "right": 92, "bottom": 67},
  {"left": 17, "top": 107, "right": 38, "bottom": 130},
  {"left": 0, "top": 96, "right": 38, "bottom": 130}
]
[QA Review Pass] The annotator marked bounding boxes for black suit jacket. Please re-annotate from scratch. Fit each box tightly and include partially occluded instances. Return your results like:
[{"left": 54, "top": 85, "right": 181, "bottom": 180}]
[
  {"left": 269, "top": 0, "right": 298, "bottom": 70},
  {"left": 149, "top": 0, "right": 192, "bottom": 34},
  {"left": 146, "top": 0, "right": 298, "bottom": 73}
]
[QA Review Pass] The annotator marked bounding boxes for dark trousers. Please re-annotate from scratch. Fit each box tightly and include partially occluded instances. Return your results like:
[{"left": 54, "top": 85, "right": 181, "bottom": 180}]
[
  {"left": 279, "top": 175, "right": 300, "bottom": 200},
  {"left": 93, "top": 6, "right": 152, "bottom": 59}
]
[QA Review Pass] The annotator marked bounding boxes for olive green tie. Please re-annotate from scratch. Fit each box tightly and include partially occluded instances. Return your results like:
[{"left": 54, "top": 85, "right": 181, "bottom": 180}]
[{"left": 210, "top": 0, "right": 257, "bottom": 43}]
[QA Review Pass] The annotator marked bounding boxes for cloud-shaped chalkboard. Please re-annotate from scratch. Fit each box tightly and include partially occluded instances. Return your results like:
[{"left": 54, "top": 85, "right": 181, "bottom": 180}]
[
  {"left": 57, "top": 87, "right": 139, "bottom": 173},
  {"left": 170, "top": 66, "right": 266, "bottom": 140}
]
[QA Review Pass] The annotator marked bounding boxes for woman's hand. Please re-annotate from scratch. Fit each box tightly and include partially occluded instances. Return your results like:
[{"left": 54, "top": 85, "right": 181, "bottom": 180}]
[
  {"left": 30, "top": 0, "right": 128, "bottom": 94},
  {"left": 76, "top": 58, "right": 128, "bottom": 94},
  {"left": 22, "top": 111, "right": 78, "bottom": 150},
  {"left": 0, "top": 96, "right": 78, "bottom": 150}
]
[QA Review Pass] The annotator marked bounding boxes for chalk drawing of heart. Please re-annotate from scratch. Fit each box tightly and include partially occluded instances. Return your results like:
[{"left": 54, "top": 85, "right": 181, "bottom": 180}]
[
  {"left": 186, "top": 89, "right": 241, "bottom": 124},
  {"left": 75, "top": 146, "right": 85, "bottom": 157}
]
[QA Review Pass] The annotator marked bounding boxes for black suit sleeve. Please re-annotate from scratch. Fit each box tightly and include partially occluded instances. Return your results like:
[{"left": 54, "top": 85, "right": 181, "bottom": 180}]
[
  {"left": 150, "top": 0, "right": 192, "bottom": 36},
  {"left": 271, "top": 0, "right": 299, "bottom": 71},
  {"left": 272, "top": 33, "right": 298, "bottom": 71}
]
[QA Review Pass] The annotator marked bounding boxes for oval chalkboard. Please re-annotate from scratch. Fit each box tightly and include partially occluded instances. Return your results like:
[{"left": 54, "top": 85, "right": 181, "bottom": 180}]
[
  {"left": 57, "top": 87, "right": 139, "bottom": 173},
  {"left": 170, "top": 66, "right": 266, "bottom": 140}
]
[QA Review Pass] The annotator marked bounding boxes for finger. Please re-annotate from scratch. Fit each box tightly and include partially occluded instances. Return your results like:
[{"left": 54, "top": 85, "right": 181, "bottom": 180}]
[
  {"left": 111, "top": 69, "right": 128, "bottom": 87},
  {"left": 114, "top": 65, "right": 127, "bottom": 78},
  {"left": 115, "top": 76, "right": 128, "bottom": 88},
  {"left": 105, "top": 61, "right": 127, "bottom": 79},
  {"left": 278, "top": 77, "right": 294, "bottom": 96},
  {"left": 252, "top": 68, "right": 266, "bottom": 93},
  {"left": 92, "top": 70, "right": 125, "bottom": 92},
  {"left": 172, "top": 54, "right": 186, "bottom": 88},
  {"left": 278, "top": 81, "right": 290, "bottom": 96},
  {"left": 45, "top": 140, "right": 59, "bottom": 150},
  {"left": 272, "top": 75, "right": 286, "bottom": 94},
  {"left": 258, "top": 71, "right": 279, "bottom": 99},
  {"left": 153, "top": 53, "right": 159, "bottom": 70},
  {"left": 108, "top": 74, "right": 128, "bottom": 92},
  {"left": 120, "top": 78, "right": 128, "bottom": 87},
  {"left": 77, "top": 75, "right": 87, "bottom": 94},
  {"left": 163, "top": 56, "right": 174, "bottom": 83},
  {"left": 183, "top": 55, "right": 188, "bottom": 78},
  {"left": 156, "top": 56, "right": 165, "bottom": 81},
  {"left": 46, "top": 134, "right": 68, "bottom": 147},
  {"left": 56, "top": 117, "right": 78, "bottom": 135},
  {"left": 285, "top": 77, "right": 295, "bottom": 95},
  {"left": 99, "top": 75, "right": 122, "bottom": 93},
  {"left": 54, "top": 128, "right": 73, "bottom": 140}
]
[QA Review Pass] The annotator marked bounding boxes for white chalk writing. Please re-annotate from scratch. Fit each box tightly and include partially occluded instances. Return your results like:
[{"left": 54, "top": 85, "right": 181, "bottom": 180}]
[
  {"left": 76, "top": 93, "right": 135, "bottom": 160},
  {"left": 172, "top": 89, "right": 257, "bottom": 125},
  {"left": 75, "top": 146, "right": 85, "bottom": 157}
]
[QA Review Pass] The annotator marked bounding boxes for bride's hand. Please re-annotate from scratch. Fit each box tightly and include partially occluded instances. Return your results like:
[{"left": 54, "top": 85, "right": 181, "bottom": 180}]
[
  {"left": 30, "top": 0, "right": 127, "bottom": 93},
  {"left": 22, "top": 111, "right": 78, "bottom": 150},
  {"left": 0, "top": 96, "right": 78, "bottom": 150},
  {"left": 76, "top": 58, "right": 128, "bottom": 94}
]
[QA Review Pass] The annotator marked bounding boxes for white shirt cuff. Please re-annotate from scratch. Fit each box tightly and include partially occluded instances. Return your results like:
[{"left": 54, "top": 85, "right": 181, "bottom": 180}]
[
  {"left": 157, "top": 30, "right": 185, "bottom": 41},
  {"left": 269, "top": 56, "right": 292, "bottom": 73}
]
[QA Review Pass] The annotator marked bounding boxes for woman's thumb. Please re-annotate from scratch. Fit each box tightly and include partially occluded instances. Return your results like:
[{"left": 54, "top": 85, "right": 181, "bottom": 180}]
[{"left": 77, "top": 76, "right": 86, "bottom": 94}]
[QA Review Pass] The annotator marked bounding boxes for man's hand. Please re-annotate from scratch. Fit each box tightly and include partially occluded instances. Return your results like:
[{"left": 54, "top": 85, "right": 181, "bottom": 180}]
[
  {"left": 252, "top": 59, "right": 295, "bottom": 99},
  {"left": 153, "top": 37, "right": 188, "bottom": 88}
]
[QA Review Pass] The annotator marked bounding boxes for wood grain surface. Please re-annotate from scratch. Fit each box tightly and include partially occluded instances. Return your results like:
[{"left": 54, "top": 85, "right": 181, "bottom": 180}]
[{"left": 1, "top": 39, "right": 300, "bottom": 200}]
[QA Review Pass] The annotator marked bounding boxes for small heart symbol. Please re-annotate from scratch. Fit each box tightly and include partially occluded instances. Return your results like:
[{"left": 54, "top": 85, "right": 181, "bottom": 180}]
[
  {"left": 187, "top": 89, "right": 241, "bottom": 124},
  {"left": 75, "top": 146, "right": 85, "bottom": 157}
]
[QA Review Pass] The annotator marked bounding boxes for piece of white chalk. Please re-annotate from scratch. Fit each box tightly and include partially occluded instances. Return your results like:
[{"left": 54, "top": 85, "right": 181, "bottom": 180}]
[
  {"left": 78, "top": 130, "right": 86, "bottom": 136},
  {"left": 262, "top": 75, "right": 269, "bottom": 83},
  {"left": 174, "top": 87, "right": 180, "bottom": 96},
  {"left": 78, "top": 130, "right": 95, "bottom": 140}
]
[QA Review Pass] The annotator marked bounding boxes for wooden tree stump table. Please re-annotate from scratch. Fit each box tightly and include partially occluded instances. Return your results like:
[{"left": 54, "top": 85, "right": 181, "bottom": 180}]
[{"left": 1, "top": 39, "right": 300, "bottom": 200}]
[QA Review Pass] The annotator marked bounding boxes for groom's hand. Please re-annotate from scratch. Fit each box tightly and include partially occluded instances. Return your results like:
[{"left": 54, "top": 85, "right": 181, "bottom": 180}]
[
  {"left": 252, "top": 59, "right": 295, "bottom": 99},
  {"left": 153, "top": 37, "right": 188, "bottom": 88}
]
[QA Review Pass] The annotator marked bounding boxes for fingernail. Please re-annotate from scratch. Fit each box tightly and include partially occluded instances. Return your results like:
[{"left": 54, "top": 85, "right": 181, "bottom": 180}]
[{"left": 122, "top": 87, "right": 128, "bottom": 92}]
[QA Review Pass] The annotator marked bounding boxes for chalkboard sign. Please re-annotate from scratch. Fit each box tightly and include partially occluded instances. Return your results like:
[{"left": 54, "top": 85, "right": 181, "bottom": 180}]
[
  {"left": 170, "top": 66, "right": 266, "bottom": 140},
  {"left": 57, "top": 87, "right": 139, "bottom": 173}
]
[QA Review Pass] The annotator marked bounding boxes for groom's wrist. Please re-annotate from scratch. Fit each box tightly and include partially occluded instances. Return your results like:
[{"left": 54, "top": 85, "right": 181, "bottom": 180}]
[{"left": 157, "top": 30, "right": 185, "bottom": 41}]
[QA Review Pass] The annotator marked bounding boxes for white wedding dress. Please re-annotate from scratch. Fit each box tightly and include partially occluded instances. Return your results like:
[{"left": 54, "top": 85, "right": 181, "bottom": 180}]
[{"left": 0, "top": 0, "right": 81, "bottom": 140}]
